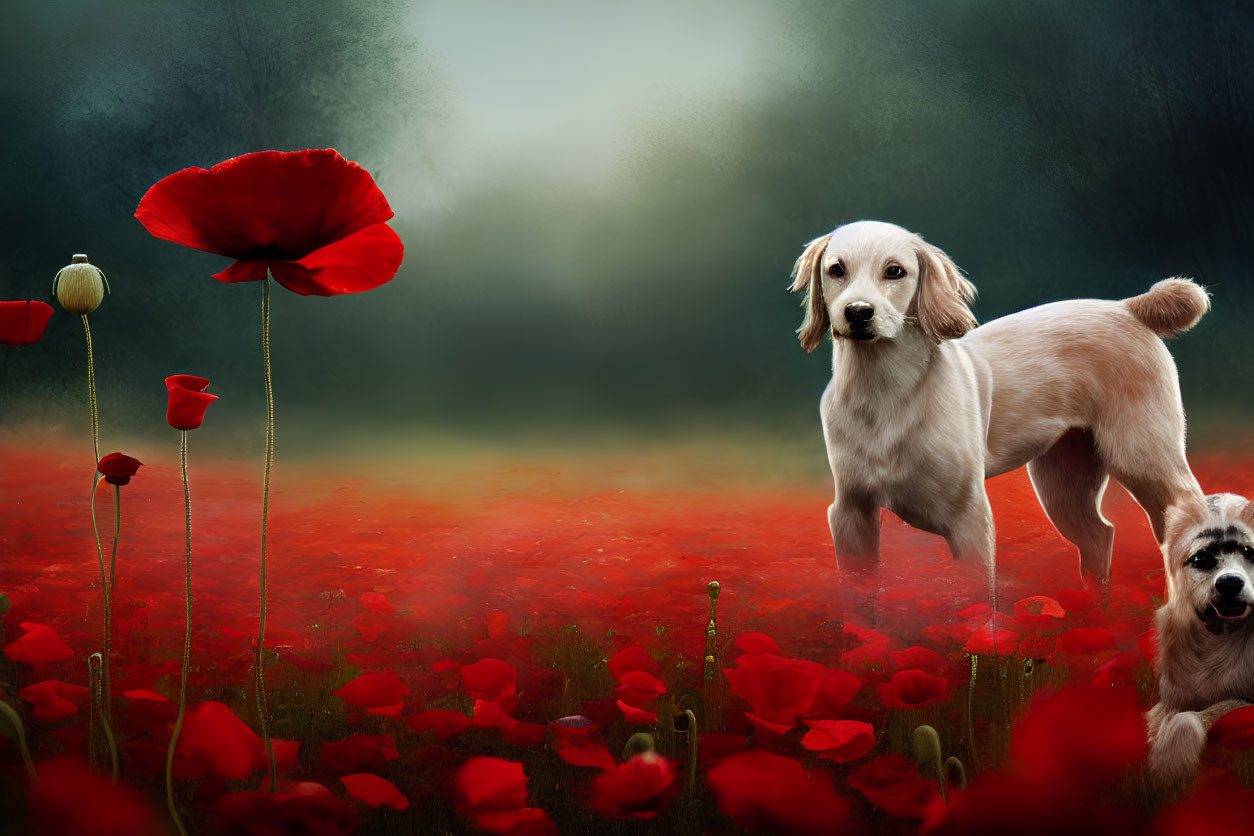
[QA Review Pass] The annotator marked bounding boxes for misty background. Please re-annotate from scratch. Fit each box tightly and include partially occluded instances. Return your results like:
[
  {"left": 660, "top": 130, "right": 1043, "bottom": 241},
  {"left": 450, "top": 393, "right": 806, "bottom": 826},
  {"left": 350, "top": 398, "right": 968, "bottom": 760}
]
[{"left": 1, "top": 0, "right": 1252, "bottom": 459}]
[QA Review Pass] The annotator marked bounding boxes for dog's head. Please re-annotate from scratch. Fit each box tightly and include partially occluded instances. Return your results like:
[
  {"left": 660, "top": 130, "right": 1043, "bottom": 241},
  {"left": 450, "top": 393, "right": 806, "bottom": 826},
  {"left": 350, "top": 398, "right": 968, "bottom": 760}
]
[
  {"left": 790, "top": 220, "right": 977, "bottom": 352},
  {"left": 1164, "top": 493, "right": 1254, "bottom": 633}
]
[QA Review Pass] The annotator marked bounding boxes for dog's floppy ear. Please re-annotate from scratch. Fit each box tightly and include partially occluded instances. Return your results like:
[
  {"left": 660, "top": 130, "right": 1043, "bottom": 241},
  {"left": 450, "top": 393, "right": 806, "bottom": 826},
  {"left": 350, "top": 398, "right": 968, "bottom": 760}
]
[
  {"left": 791, "top": 234, "right": 832, "bottom": 353},
  {"left": 913, "top": 242, "right": 977, "bottom": 342}
]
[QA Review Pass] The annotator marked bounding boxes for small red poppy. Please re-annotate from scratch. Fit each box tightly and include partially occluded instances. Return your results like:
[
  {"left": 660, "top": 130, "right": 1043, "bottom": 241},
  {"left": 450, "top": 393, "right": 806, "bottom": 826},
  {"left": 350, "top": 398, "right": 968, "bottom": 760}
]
[
  {"left": 340, "top": 773, "right": 409, "bottom": 810},
  {"left": 707, "top": 750, "right": 851, "bottom": 834},
  {"left": 801, "top": 719, "right": 877, "bottom": 763},
  {"left": 589, "top": 752, "right": 679, "bottom": 821},
  {"left": 4, "top": 621, "right": 75, "bottom": 663},
  {"left": 318, "top": 734, "right": 400, "bottom": 776},
  {"left": 135, "top": 149, "right": 404, "bottom": 297},
  {"left": 97, "top": 452, "right": 142, "bottom": 486},
  {"left": 164, "top": 375, "right": 217, "bottom": 431},
  {"left": 0, "top": 300, "right": 54, "bottom": 345},
  {"left": 876, "top": 669, "right": 950, "bottom": 710},
  {"left": 847, "top": 753, "right": 941, "bottom": 819},
  {"left": 459, "top": 659, "right": 517, "bottom": 702},
  {"left": 19, "top": 679, "right": 91, "bottom": 722}
]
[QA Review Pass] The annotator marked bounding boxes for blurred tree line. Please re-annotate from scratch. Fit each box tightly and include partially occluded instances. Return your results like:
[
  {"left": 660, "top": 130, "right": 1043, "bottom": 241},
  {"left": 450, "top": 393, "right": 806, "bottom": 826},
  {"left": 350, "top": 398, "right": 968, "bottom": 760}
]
[{"left": 1, "top": 0, "right": 1251, "bottom": 443}]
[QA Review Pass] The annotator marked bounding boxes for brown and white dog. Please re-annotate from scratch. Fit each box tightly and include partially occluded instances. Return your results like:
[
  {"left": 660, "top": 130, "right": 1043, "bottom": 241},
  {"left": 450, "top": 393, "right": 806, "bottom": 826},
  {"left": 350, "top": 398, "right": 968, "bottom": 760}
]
[
  {"left": 1147, "top": 493, "right": 1254, "bottom": 790},
  {"left": 792, "top": 220, "right": 1208, "bottom": 583}
]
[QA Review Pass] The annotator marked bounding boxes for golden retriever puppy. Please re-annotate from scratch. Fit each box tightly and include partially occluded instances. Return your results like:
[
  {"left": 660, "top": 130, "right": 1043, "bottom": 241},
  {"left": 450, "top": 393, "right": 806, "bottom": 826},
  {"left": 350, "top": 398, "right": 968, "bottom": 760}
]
[
  {"left": 791, "top": 220, "right": 1207, "bottom": 583},
  {"left": 1147, "top": 493, "right": 1254, "bottom": 790}
]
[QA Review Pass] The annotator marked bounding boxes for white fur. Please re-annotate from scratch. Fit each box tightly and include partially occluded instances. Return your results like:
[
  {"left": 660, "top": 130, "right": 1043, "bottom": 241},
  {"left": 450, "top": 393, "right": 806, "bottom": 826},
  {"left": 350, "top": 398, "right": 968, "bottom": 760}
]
[{"left": 792, "top": 221, "right": 1206, "bottom": 582}]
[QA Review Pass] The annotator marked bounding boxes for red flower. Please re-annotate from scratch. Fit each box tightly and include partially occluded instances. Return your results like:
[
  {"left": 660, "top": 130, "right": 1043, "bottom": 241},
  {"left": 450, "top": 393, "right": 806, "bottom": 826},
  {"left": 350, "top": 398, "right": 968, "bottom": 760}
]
[
  {"left": 613, "top": 669, "right": 666, "bottom": 709},
  {"left": 963, "top": 625, "right": 1020, "bottom": 656},
  {"left": 4, "top": 621, "right": 74, "bottom": 663},
  {"left": 589, "top": 752, "right": 679, "bottom": 820},
  {"left": 888, "top": 646, "right": 946, "bottom": 672},
  {"left": 876, "top": 669, "right": 950, "bottom": 709},
  {"left": 217, "top": 782, "right": 357, "bottom": 836},
  {"left": 135, "top": 149, "right": 404, "bottom": 297},
  {"left": 616, "top": 700, "right": 658, "bottom": 724},
  {"left": 332, "top": 669, "right": 409, "bottom": 713},
  {"left": 28, "top": 757, "right": 164, "bottom": 836},
  {"left": 460, "top": 658, "right": 517, "bottom": 702},
  {"left": 19, "top": 679, "right": 91, "bottom": 722},
  {"left": 707, "top": 750, "right": 851, "bottom": 835},
  {"left": 340, "top": 773, "right": 409, "bottom": 810},
  {"left": 1013, "top": 595, "right": 1066, "bottom": 619},
  {"left": 318, "top": 735, "right": 400, "bottom": 776},
  {"left": 165, "top": 375, "right": 217, "bottom": 431},
  {"left": 734, "top": 632, "right": 781, "bottom": 655},
  {"left": 608, "top": 645, "right": 661, "bottom": 681},
  {"left": 801, "top": 719, "right": 877, "bottom": 763},
  {"left": 1008, "top": 685, "right": 1145, "bottom": 789},
  {"left": 723, "top": 653, "right": 825, "bottom": 732},
  {"left": 453, "top": 756, "right": 557, "bottom": 835},
  {"left": 847, "top": 753, "right": 941, "bottom": 819},
  {"left": 551, "top": 718, "right": 616, "bottom": 770},
  {"left": 0, "top": 300, "right": 53, "bottom": 345},
  {"left": 172, "top": 701, "right": 266, "bottom": 781},
  {"left": 97, "top": 452, "right": 142, "bottom": 486}
]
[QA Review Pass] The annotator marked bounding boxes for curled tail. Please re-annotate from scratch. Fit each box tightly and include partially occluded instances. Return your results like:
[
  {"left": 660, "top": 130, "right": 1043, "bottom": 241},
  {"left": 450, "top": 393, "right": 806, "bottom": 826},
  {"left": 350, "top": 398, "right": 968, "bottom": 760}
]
[{"left": 1123, "top": 277, "right": 1210, "bottom": 338}]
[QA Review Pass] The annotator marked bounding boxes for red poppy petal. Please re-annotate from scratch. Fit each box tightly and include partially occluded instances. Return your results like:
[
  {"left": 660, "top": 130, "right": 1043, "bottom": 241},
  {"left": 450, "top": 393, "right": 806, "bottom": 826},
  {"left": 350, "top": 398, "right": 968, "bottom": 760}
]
[
  {"left": 333, "top": 670, "right": 410, "bottom": 708},
  {"left": 0, "top": 300, "right": 54, "bottom": 345},
  {"left": 707, "top": 751, "right": 851, "bottom": 834},
  {"left": 212, "top": 259, "right": 271, "bottom": 285},
  {"left": 319, "top": 735, "right": 400, "bottom": 775},
  {"left": 613, "top": 670, "right": 665, "bottom": 709},
  {"left": 454, "top": 756, "right": 529, "bottom": 813},
  {"left": 963, "top": 625, "right": 1020, "bottom": 656},
  {"left": 589, "top": 752, "right": 678, "bottom": 820},
  {"left": 165, "top": 387, "right": 218, "bottom": 431},
  {"left": 123, "top": 690, "right": 169, "bottom": 702},
  {"left": 1014, "top": 595, "right": 1066, "bottom": 619},
  {"left": 19, "top": 680, "right": 91, "bottom": 722},
  {"left": 876, "top": 669, "right": 950, "bottom": 710},
  {"left": 607, "top": 646, "right": 660, "bottom": 682},
  {"left": 617, "top": 701, "right": 658, "bottom": 724},
  {"left": 801, "top": 720, "right": 877, "bottom": 763},
  {"left": 848, "top": 753, "right": 940, "bottom": 819},
  {"left": 29, "top": 757, "right": 165, "bottom": 836},
  {"left": 5, "top": 622, "right": 74, "bottom": 663},
  {"left": 174, "top": 701, "right": 265, "bottom": 781},
  {"left": 341, "top": 773, "right": 409, "bottom": 810},
  {"left": 135, "top": 149, "right": 394, "bottom": 259},
  {"left": 269, "top": 223, "right": 403, "bottom": 296},
  {"left": 734, "top": 632, "right": 781, "bottom": 655},
  {"left": 459, "top": 659, "right": 517, "bottom": 702}
]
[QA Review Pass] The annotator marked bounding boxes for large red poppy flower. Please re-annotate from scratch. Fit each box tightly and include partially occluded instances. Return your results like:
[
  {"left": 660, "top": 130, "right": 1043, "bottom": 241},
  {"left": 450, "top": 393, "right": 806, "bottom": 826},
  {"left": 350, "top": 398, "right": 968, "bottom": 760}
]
[
  {"left": 135, "top": 149, "right": 404, "bottom": 297},
  {"left": 876, "top": 669, "right": 950, "bottom": 710},
  {"left": 165, "top": 375, "right": 218, "bottom": 431},
  {"left": 217, "top": 783, "right": 357, "bottom": 836},
  {"left": 589, "top": 752, "right": 679, "bottom": 821},
  {"left": 0, "top": 300, "right": 53, "bottom": 345},
  {"left": 97, "top": 452, "right": 143, "bottom": 486},
  {"left": 706, "top": 750, "right": 851, "bottom": 835},
  {"left": 28, "top": 757, "right": 165, "bottom": 836}
]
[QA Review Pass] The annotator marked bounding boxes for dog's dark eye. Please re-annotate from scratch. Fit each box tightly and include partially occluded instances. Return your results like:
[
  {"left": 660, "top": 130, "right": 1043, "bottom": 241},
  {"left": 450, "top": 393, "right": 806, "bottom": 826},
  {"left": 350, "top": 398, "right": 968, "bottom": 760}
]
[
  {"left": 885, "top": 265, "right": 906, "bottom": 279},
  {"left": 828, "top": 263, "right": 845, "bottom": 278},
  {"left": 1188, "top": 553, "right": 1218, "bottom": 571},
  {"left": 1243, "top": 545, "right": 1254, "bottom": 561}
]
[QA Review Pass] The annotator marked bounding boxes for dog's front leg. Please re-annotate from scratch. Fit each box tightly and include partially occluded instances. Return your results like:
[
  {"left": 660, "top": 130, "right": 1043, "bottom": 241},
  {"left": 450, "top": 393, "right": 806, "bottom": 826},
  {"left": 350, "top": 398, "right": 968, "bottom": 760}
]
[
  {"left": 943, "top": 489, "right": 995, "bottom": 567},
  {"left": 1147, "top": 699, "right": 1250, "bottom": 792},
  {"left": 829, "top": 491, "right": 881, "bottom": 571}
]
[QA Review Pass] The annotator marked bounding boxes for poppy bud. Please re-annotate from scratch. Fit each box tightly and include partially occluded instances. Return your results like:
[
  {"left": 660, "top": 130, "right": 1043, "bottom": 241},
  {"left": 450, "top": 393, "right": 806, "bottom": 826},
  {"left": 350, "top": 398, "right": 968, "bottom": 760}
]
[
  {"left": 165, "top": 374, "right": 218, "bottom": 431},
  {"left": 53, "top": 254, "right": 109, "bottom": 315}
]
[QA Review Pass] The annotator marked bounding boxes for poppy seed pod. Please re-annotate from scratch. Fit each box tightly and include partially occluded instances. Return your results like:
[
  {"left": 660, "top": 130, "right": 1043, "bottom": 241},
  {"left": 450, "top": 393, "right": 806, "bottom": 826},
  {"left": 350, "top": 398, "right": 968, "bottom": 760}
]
[{"left": 53, "top": 254, "right": 109, "bottom": 315}]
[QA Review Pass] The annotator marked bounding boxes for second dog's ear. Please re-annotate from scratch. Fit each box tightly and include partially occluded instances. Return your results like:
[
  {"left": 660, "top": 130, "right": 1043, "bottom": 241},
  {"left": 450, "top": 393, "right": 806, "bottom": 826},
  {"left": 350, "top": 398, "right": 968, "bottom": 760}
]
[
  {"left": 914, "top": 242, "right": 977, "bottom": 342},
  {"left": 791, "top": 234, "right": 831, "bottom": 353}
]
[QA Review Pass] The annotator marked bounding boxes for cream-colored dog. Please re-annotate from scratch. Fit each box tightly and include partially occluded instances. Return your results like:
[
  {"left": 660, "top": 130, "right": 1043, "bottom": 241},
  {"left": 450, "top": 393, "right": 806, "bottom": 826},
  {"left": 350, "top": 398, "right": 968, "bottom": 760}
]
[
  {"left": 792, "top": 220, "right": 1208, "bottom": 582},
  {"left": 1147, "top": 493, "right": 1254, "bottom": 790}
]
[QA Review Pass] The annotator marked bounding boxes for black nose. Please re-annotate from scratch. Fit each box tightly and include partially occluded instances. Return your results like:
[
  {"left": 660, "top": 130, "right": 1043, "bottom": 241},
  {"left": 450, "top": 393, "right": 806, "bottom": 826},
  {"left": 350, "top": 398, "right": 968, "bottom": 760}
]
[
  {"left": 845, "top": 302, "right": 874, "bottom": 325},
  {"left": 1216, "top": 574, "right": 1245, "bottom": 598}
]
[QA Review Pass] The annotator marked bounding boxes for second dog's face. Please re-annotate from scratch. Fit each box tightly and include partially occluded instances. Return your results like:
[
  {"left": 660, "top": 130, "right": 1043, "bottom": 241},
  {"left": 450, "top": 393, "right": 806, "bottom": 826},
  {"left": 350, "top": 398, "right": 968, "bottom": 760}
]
[
  {"left": 1166, "top": 494, "right": 1254, "bottom": 632},
  {"left": 819, "top": 222, "right": 921, "bottom": 342}
]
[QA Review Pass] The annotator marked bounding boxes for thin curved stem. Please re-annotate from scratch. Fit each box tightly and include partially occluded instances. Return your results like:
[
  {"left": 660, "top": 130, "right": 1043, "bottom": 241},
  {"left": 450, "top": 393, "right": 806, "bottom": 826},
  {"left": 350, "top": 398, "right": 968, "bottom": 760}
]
[
  {"left": 88, "top": 653, "right": 117, "bottom": 782},
  {"left": 107, "top": 485, "right": 120, "bottom": 710},
  {"left": 89, "top": 477, "right": 117, "bottom": 782},
  {"left": 83, "top": 315, "right": 99, "bottom": 471},
  {"left": 256, "top": 275, "right": 277, "bottom": 789},
  {"left": 165, "top": 431, "right": 191, "bottom": 836}
]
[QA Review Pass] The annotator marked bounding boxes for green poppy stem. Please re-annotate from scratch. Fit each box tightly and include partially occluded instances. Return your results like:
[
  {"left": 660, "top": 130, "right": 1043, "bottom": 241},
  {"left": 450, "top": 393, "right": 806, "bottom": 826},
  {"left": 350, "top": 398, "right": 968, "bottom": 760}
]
[
  {"left": 88, "top": 477, "right": 118, "bottom": 782},
  {"left": 0, "top": 699, "right": 37, "bottom": 786},
  {"left": 165, "top": 430, "right": 191, "bottom": 836},
  {"left": 87, "top": 653, "right": 117, "bottom": 783},
  {"left": 83, "top": 314, "right": 99, "bottom": 470},
  {"left": 256, "top": 274, "right": 277, "bottom": 790}
]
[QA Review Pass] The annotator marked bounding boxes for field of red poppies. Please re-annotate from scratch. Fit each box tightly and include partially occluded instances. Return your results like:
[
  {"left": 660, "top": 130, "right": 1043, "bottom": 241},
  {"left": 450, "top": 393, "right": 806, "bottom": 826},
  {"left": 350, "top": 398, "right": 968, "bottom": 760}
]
[{"left": 3, "top": 431, "right": 1254, "bottom": 835}]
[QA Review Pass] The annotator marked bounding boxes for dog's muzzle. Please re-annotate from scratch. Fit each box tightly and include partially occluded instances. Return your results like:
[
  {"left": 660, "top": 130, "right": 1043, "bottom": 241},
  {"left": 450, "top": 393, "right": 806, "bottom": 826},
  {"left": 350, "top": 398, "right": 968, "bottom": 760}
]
[
  {"left": 844, "top": 302, "right": 876, "bottom": 341},
  {"left": 1211, "top": 573, "right": 1252, "bottom": 620}
]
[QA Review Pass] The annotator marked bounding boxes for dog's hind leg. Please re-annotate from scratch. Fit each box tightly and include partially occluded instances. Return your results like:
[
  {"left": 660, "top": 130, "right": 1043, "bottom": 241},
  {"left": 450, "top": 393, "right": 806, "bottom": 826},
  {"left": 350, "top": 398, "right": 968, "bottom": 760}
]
[{"left": 1028, "top": 428, "right": 1115, "bottom": 584}]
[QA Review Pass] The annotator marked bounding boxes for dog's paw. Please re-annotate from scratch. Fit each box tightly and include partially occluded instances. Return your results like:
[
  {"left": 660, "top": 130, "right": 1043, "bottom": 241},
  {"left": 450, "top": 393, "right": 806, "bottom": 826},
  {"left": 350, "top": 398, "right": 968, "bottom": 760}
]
[{"left": 1148, "top": 711, "right": 1207, "bottom": 791}]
